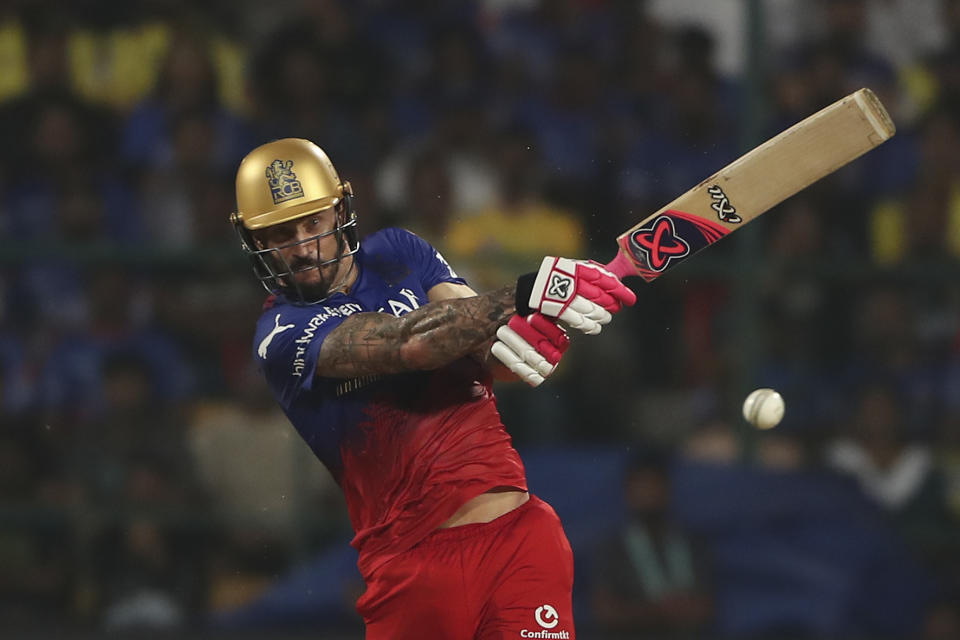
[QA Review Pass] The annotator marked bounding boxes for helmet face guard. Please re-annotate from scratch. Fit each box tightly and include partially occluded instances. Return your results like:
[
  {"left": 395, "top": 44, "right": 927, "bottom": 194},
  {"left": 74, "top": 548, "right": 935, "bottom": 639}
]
[
  {"left": 233, "top": 199, "right": 359, "bottom": 305},
  {"left": 231, "top": 138, "right": 360, "bottom": 305}
]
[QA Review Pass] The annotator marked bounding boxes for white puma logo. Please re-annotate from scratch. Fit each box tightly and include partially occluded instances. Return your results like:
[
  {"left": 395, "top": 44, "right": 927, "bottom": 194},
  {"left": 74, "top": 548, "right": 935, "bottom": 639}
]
[{"left": 258, "top": 314, "right": 295, "bottom": 359}]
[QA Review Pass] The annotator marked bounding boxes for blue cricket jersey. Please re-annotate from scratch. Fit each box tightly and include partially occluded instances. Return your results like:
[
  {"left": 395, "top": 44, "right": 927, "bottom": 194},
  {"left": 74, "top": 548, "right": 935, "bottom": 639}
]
[{"left": 252, "top": 228, "right": 528, "bottom": 578}]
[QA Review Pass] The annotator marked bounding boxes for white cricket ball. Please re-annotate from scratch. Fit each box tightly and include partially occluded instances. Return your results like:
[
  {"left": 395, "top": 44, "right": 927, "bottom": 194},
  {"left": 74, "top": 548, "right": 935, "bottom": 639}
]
[{"left": 742, "top": 388, "right": 785, "bottom": 430}]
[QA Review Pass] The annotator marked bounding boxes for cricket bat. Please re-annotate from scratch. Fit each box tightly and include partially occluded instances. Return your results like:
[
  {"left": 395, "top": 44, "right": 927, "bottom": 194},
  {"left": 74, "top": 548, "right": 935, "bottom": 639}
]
[{"left": 605, "top": 88, "right": 896, "bottom": 281}]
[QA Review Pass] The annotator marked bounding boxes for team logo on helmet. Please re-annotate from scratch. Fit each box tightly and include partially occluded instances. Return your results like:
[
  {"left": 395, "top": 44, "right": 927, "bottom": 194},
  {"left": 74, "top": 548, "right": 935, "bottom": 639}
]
[{"left": 265, "top": 159, "right": 305, "bottom": 204}]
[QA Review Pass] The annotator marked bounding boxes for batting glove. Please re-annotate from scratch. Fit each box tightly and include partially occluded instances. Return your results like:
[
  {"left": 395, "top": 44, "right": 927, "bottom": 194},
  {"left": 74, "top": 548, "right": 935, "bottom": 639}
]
[
  {"left": 491, "top": 313, "right": 570, "bottom": 387},
  {"left": 516, "top": 257, "right": 637, "bottom": 335}
]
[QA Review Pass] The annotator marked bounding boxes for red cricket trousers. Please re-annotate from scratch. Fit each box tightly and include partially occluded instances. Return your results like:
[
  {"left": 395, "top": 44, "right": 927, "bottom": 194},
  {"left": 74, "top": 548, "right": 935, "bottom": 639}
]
[{"left": 357, "top": 495, "right": 575, "bottom": 640}]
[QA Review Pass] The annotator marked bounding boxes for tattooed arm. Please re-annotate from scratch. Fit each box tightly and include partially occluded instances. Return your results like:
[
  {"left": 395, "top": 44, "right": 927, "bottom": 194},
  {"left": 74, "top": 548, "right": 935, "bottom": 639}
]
[
  {"left": 426, "top": 281, "right": 521, "bottom": 382},
  {"left": 315, "top": 285, "right": 516, "bottom": 378}
]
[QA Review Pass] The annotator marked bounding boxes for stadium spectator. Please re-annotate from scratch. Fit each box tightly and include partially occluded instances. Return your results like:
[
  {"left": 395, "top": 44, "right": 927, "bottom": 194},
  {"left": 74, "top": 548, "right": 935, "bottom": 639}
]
[
  {"left": 121, "top": 28, "right": 253, "bottom": 176},
  {"left": 38, "top": 270, "right": 194, "bottom": 425},
  {"left": 443, "top": 124, "right": 586, "bottom": 292},
  {"left": 92, "top": 452, "right": 208, "bottom": 631},
  {"left": 825, "top": 382, "right": 960, "bottom": 578},
  {"left": 0, "top": 423, "right": 74, "bottom": 629},
  {"left": 591, "top": 446, "right": 714, "bottom": 637},
  {"left": 187, "top": 360, "right": 345, "bottom": 544},
  {"left": 869, "top": 106, "right": 960, "bottom": 264}
]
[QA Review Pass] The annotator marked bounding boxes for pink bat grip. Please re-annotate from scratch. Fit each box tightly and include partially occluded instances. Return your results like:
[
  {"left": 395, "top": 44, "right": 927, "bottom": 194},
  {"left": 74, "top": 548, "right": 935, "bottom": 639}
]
[{"left": 604, "top": 250, "right": 637, "bottom": 280}]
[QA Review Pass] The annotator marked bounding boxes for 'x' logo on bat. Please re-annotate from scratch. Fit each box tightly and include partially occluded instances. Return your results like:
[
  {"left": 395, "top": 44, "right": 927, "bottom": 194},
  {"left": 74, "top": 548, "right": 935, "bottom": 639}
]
[{"left": 630, "top": 216, "right": 691, "bottom": 272}]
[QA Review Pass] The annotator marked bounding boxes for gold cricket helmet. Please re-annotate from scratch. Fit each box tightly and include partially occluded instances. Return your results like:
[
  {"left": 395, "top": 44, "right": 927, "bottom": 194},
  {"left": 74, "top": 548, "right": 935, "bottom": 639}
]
[
  {"left": 233, "top": 137, "right": 350, "bottom": 230},
  {"left": 231, "top": 138, "right": 359, "bottom": 305}
]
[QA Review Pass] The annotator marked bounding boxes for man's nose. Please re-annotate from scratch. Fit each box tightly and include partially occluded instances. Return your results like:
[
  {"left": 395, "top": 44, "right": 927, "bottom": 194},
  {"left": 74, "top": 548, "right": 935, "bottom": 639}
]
[{"left": 289, "top": 231, "right": 318, "bottom": 257}]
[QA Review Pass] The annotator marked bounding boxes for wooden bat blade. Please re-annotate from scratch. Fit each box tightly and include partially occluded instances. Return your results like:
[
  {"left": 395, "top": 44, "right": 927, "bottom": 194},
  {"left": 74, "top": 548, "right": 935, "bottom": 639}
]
[{"left": 605, "top": 88, "right": 896, "bottom": 281}]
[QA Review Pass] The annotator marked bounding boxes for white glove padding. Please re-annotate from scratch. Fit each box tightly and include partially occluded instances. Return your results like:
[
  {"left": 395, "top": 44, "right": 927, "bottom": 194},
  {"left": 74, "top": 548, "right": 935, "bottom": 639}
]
[
  {"left": 490, "top": 313, "right": 570, "bottom": 387},
  {"left": 524, "top": 257, "right": 637, "bottom": 335}
]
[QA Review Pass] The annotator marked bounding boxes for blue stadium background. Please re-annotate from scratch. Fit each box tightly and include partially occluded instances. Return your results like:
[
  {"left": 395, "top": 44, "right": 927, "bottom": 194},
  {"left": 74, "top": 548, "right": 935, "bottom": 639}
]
[{"left": 1, "top": 1, "right": 959, "bottom": 638}]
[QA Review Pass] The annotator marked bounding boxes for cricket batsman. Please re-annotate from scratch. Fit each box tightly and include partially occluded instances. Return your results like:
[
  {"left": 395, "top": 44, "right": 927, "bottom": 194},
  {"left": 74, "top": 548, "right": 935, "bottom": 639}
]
[{"left": 231, "top": 138, "right": 635, "bottom": 639}]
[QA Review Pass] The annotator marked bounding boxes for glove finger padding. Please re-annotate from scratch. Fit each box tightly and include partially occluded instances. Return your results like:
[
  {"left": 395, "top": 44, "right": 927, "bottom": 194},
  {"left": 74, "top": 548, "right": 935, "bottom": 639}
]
[
  {"left": 490, "top": 341, "right": 546, "bottom": 386},
  {"left": 521, "top": 312, "right": 570, "bottom": 364},
  {"left": 582, "top": 261, "right": 638, "bottom": 308},
  {"left": 574, "top": 281, "right": 624, "bottom": 314},
  {"left": 491, "top": 313, "right": 570, "bottom": 386},
  {"left": 558, "top": 296, "right": 611, "bottom": 335},
  {"left": 523, "top": 257, "right": 635, "bottom": 334}
]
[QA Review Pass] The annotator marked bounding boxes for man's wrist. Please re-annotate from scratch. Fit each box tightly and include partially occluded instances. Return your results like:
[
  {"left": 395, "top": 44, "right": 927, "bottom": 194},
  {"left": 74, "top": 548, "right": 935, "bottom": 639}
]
[{"left": 515, "top": 272, "right": 537, "bottom": 316}]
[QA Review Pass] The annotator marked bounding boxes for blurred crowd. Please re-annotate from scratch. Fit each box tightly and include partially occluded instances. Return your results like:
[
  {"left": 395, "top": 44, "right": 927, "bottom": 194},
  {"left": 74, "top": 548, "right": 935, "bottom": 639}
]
[{"left": 1, "top": 0, "right": 960, "bottom": 637}]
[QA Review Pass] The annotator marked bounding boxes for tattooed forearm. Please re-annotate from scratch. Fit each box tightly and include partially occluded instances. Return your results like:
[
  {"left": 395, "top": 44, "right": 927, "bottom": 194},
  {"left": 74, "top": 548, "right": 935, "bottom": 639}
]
[{"left": 316, "top": 285, "right": 516, "bottom": 378}]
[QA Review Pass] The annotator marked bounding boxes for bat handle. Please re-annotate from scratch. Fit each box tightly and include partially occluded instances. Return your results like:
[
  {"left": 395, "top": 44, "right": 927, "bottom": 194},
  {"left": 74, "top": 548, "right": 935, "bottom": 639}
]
[{"left": 604, "top": 250, "right": 636, "bottom": 280}]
